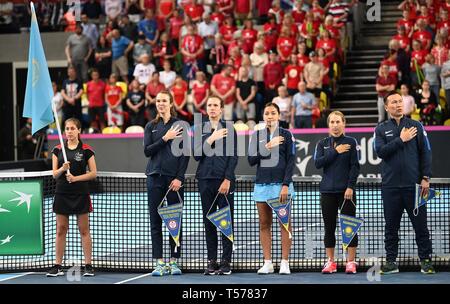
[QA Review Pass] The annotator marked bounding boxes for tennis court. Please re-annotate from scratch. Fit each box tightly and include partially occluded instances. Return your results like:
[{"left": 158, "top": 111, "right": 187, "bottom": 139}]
[{"left": 0, "top": 171, "right": 449, "bottom": 284}]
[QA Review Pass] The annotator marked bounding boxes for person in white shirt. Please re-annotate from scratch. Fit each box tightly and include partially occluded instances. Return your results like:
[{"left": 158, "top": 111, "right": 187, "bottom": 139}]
[
  {"left": 105, "top": 0, "right": 124, "bottom": 21},
  {"left": 272, "top": 85, "right": 292, "bottom": 129},
  {"left": 400, "top": 84, "right": 416, "bottom": 117},
  {"left": 197, "top": 12, "right": 218, "bottom": 67},
  {"left": 159, "top": 60, "right": 177, "bottom": 89},
  {"left": 133, "top": 53, "right": 156, "bottom": 88}
]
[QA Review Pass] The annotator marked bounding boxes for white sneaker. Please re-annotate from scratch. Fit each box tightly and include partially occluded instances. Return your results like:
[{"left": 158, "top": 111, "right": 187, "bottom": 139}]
[
  {"left": 257, "top": 261, "right": 274, "bottom": 275},
  {"left": 279, "top": 260, "right": 291, "bottom": 275}
]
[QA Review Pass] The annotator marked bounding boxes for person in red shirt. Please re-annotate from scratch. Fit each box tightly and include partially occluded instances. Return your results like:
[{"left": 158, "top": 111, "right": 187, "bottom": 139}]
[
  {"left": 169, "top": 9, "right": 184, "bottom": 48},
  {"left": 227, "top": 46, "right": 243, "bottom": 76},
  {"left": 145, "top": 72, "right": 166, "bottom": 121},
  {"left": 142, "top": 0, "right": 156, "bottom": 11},
  {"left": 227, "top": 31, "right": 245, "bottom": 57},
  {"left": 211, "top": 4, "right": 226, "bottom": 26},
  {"left": 263, "top": 14, "right": 280, "bottom": 52},
  {"left": 211, "top": 65, "right": 237, "bottom": 120},
  {"left": 317, "top": 47, "right": 331, "bottom": 101},
  {"left": 277, "top": 26, "right": 296, "bottom": 64},
  {"left": 242, "top": 19, "right": 258, "bottom": 54},
  {"left": 437, "top": 9, "right": 450, "bottom": 32},
  {"left": 171, "top": 76, "right": 190, "bottom": 121},
  {"left": 281, "top": 13, "right": 299, "bottom": 40},
  {"left": 217, "top": 0, "right": 235, "bottom": 17},
  {"left": 315, "top": 30, "right": 337, "bottom": 64},
  {"left": 410, "top": 39, "right": 429, "bottom": 87},
  {"left": 189, "top": 71, "right": 210, "bottom": 115},
  {"left": 284, "top": 54, "right": 303, "bottom": 96},
  {"left": 398, "top": 0, "right": 418, "bottom": 21},
  {"left": 376, "top": 64, "right": 397, "bottom": 122},
  {"left": 181, "top": 25, "right": 205, "bottom": 82},
  {"left": 416, "top": 4, "right": 436, "bottom": 29},
  {"left": 323, "top": 15, "right": 340, "bottom": 40},
  {"left": 184, "top": 0, "right": 205, "bottom": 23},
  {"left": 443, "top": 0, "right": 450, "bottom": 14},
  {"left": 393, "top": 26, "right": 411, "bottom": 52},
  {"left": 397, "top": 9, "right": 414, "bottom": 38},
  {"left": 157, "top": 0, "right": 175, "bottom": 19},
  {"left": 300, "top": 11, "right": 320, "bottom": 50},
  {"left": 413, "top": 19, "right": 433, "bottom": 50},
  {"left": 380, "top": 50, "right": 399, "bottom": 82},
  {"left": 311, "top": 0, "right": 325, "bottom": 21},
  {"left": 263, "top": 52, "right": 284, "bottom": 103},
  {"left": 219, "top": 15, "right": 237, "bottom": 47},
  {"left": 431, "top": 34, "right": 449, "bottom": 66},
  {"left": 86, "top": 69, "right": 106, "bottom": 131},
  {"left": 268, "top": 0, "right": 285, "bottom": 24},
  {"left": 105, "top": 73, "right": 124, "bottom": 127},
  {"left": 292, "top": 1, "right": 306, "bottom": 24},
  {"left": 234, "top": 0, "right": 252, "bottom": 23},
  {"left": 256, "top": 0, "right": 272, "bottom": 24},
  {"left": 297, "top": 41, "right": 310, "bottom": 71}
]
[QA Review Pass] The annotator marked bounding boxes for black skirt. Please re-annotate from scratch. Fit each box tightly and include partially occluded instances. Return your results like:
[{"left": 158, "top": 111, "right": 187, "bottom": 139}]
[{"left": 53, "top": 193, "right": 93, "bottom": 215}]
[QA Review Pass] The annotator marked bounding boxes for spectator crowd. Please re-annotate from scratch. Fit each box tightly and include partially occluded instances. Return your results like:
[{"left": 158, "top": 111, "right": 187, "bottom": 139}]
[
  {"left": 2, "top": 0, "right": 358, "bottom": 132},
  {"left": 377, "top": 0, "right": 450, "bottom": 125}
]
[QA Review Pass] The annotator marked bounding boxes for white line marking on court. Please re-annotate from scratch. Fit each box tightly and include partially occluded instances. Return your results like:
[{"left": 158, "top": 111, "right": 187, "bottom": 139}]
[
  {"left": 114, "top": 273, "right": 152, "bottom": 284},
  {"left": 0, "top": 272, "right": 35, "bottom": 282}
]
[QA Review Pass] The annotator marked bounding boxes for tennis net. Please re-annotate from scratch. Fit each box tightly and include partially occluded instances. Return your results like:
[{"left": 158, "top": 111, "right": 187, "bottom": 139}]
[{"left": 0, "top": 171, "right": 449, "bottom": 272}]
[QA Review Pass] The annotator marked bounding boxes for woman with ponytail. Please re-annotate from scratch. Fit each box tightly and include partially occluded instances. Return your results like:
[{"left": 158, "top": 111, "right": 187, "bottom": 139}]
[{"left": 47, "top": 118, "right": 97, "bottom": 277}]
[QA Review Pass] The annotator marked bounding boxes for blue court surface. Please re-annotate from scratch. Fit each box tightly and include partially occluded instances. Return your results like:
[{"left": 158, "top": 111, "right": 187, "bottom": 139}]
[{"left": 0, "top": 271, "right": 449, "bottom": 284}]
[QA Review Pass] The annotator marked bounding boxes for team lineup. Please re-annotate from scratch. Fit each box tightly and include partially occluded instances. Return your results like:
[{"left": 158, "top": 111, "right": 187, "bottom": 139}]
[{"left": 47, "top": 90, "right": 435, "bottom": 278}]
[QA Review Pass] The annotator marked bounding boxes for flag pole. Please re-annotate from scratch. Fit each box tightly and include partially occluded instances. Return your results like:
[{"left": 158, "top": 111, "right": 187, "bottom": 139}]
[{"left": 51, "top": 102, "right": 69, "bottom": 166}]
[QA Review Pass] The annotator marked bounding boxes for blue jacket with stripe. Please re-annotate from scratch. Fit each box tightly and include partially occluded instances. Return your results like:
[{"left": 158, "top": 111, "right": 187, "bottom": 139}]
[
  {"left": 192, "top": 120, "right": 238, "bottom": 181},
  {"left": 143, "top": 117, "right": 190, "bottom": 182},
  {"left": 374, "top": 117, "right": 432, "bottom": 188},
  {"left": 248, "top": 127, "right": 296, "bottom": 186},
  {"left": 314, "top": 134, "right": 360, "bottom": 193}
]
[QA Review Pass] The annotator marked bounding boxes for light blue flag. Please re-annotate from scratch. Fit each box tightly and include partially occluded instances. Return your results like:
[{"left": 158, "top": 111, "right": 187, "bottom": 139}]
[
  {"left": 22, "top": 2, "right": 54, "bottom": 135},
  {"left": 340, "top": 214, "right": 364, "bottom": 250}
]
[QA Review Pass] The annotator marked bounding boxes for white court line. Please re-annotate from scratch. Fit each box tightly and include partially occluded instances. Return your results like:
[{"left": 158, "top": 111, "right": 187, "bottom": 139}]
[
  {"left": 0, "top": 272, "right": 35, "bottom": 282},
  {"left": 114, "top": 273, "right": 152, "bottom": 284}
]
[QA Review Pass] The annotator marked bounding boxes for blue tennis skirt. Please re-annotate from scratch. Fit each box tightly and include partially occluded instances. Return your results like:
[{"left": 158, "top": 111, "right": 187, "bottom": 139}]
[{"left": 253, "top": 183, "right": 296, "bottom": 202}]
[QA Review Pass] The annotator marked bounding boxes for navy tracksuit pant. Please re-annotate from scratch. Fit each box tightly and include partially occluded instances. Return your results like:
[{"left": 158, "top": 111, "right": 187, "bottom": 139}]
[
  {"left": 147, "top": 175, "right": 183, "bottom": 259},
  {"left": 382, "top": 187, "right": 432, "bottom": 262},
  {"left": 198, "top": 179, "right": 235, "bottom": 263}
]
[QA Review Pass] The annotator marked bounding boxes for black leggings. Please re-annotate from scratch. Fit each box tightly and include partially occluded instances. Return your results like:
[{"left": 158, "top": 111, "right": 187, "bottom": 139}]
[{"left": 320, "top": 192, "right": 358, "bottom": 248}]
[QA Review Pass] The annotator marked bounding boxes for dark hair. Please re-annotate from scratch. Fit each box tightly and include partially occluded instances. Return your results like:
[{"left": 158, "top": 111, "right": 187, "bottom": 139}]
[
  {"left": 383, "top": 91, "right": 401, "bottom": 104},
  {"left": 207, "top": 95, "right": 224, "bottom": 108},
  {"left": 151, "top": 90, "right": 177, "bottom": 124},
  {"left": 64, "top": 118, "right": 82, "bottom": 140},
  {"left": 264, "top": 102, "right": 281, "bottom": 114}
]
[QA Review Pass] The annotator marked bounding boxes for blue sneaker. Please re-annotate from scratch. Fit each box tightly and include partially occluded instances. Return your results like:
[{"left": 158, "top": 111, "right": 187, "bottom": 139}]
[
  {"left": 169, "top": 261, "right": 182, "bottom": 275},
  {"left": 151, "top": 261, "right": 169, "bottom": 276}
]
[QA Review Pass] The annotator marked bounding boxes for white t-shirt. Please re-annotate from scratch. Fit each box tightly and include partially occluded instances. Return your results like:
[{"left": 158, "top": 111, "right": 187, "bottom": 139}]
[
  {"left": 197, "top": 21, "right": 218, "bottom": 50},
  {"left": 133, "top": 63, "right": 156, "bottom": 85},
  {"left": 272, "top": 96, "right": 292, "bottom": 122},
  {"left": 105, "top": 0, "right": 123, "bottom": 20},
  {"left": 159, "top": 70, "right": 177, "bottom": 89}
]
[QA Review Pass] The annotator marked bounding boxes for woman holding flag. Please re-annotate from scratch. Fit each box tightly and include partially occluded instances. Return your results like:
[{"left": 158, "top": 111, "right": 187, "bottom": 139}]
[
  {"left": 144, "top": 90, "right": 190, "bottom": 276},
  {"left": 313, "top": 111, "right": 360, "bottom": 274},
  {"left": 248, "top": 103, "right": 296, "bottom": 275},
  {"left": 193, "top": 95, "right": 238, "bottom": 275},
  {"left": 48, "top": 118, "right": 97, "bottom": 277}
]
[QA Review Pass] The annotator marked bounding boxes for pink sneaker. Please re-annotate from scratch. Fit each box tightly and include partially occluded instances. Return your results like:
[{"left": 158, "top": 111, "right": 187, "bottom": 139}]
[
  {"left": 321, "top": 260, "right": 337, "bottom": 274},
  {"left": 345, "top": 261, "right": 358, "bottom": 274}
]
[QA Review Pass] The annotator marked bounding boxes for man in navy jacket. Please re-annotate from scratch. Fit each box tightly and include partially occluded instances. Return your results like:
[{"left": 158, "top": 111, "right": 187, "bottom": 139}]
[{"left": 374, "top": 91, "right": 434, "bottom": 275}]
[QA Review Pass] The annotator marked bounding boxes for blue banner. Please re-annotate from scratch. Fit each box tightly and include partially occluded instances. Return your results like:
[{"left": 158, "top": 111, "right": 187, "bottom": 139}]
[
  {"left": 158, "top": 203, "right": 183, "bottom": 246},
  {"left": 266, "top": 195, "right": 292, "bottom": 236},
  {"left": 207, "top": 206, "right": 234, "bottom": 242},
  {"left": 339, "top": 214, "right": 364, "bottom": 250}
]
